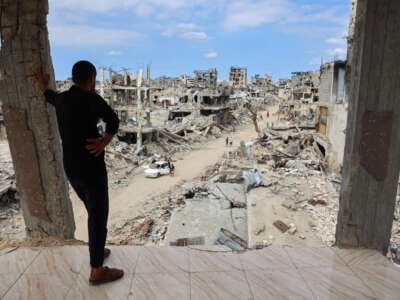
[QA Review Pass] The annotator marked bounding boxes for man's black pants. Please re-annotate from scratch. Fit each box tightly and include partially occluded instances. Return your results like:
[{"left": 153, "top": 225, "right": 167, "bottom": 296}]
[{"left": 66, "top": 166, "right": 109, "bottom": 268}]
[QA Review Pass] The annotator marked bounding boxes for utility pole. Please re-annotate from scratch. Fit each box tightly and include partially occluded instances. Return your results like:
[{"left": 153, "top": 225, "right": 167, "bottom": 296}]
[
  {"left": 136, "top": 69, "right": 143, "bottom": 152},
  {"left": 108, "top": 67, "right": 114, "bottom": 108},
  {"left": 123, "top": 68, "right": 129, "bottom": 105},
  {"left": 146, "top": 65, "right": 151, "bottom": 84},
  {"left": 146, "top": 65, "right": 151, "bottom": 108}
]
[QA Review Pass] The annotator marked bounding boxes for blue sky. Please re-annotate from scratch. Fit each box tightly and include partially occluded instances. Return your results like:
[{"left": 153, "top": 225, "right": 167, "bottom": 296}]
[{"left": 48, "top": 0, "right": 350, "bottom": 81}]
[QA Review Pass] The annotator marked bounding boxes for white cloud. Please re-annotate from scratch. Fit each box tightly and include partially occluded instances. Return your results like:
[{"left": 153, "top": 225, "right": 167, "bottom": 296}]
[
  {"left": 49, "top": 25, "right": 143, "bottom": 46},
  {"left": 162, "top": 28, "right": 175, "bottom": 37},
  {"left": 204, "top": 51, "right": 218, "bottom": 58},
  {"left": 162, "top": 23, "right": 200, "bottom": 37},
  {"left": 177, "top": 23, "right": 198, "bottom": 30},
  {"left": 220, "top": 0, "right": 348, "bottom": 36},
  {"left": 180, "top": 31, "right": 208, "bottom": 40},
  {"left": 50, "top": 0, "right": 187, "bottom": 16},
  {"left": 326, "top": 37, "right": 345, "bottom": 45},
  {"left": 327, "top": 47, "right": 347, "bottom": 56},
  {"left": 49, "top": 0, "right": 350, "bottom": 46},
  {"left": 221, "top": 0, "right": 293, "bottom": 31},
  {"left": 108, "top": 50, "right": 122, "bottom": 56}
]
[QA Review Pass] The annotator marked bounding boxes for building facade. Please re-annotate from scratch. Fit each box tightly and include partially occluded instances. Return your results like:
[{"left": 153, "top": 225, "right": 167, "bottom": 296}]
[
  {"left": 229, "top": 67, "right": 247, "bottom": 87},
  {"left": 317, "top": 61, "right": 347, "bottom": 171}
]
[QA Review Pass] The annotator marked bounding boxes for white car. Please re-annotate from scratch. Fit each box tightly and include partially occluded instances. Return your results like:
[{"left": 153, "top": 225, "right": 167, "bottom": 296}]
[{"left": 145, "top": 161, "right": 171, "bottom": 178}]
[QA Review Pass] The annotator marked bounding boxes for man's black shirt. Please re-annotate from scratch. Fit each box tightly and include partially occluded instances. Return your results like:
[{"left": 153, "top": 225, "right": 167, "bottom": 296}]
[{"left": 44, "top": 85, "right": 119, "bottom": 175}]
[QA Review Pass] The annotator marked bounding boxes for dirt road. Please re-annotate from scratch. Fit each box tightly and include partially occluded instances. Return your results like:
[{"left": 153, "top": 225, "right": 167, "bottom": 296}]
[{"left": 72, "top": 123, "right": 259, "bottom": 241}]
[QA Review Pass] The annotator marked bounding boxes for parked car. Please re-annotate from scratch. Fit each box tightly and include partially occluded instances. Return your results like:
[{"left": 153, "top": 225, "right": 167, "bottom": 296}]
[{"left": 144, "top": 161, "right": 170, "bottom": 178}]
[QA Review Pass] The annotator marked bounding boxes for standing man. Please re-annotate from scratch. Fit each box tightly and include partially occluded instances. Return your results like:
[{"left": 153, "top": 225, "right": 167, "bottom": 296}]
[{"left": 36, "top": 61, "right": 123, "bottom": 285}]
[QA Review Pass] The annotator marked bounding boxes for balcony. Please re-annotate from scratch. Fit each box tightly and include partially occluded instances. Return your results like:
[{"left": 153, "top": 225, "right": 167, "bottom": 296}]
[{"left": 0, "top": 244, "right": 398, "bottom": 299}]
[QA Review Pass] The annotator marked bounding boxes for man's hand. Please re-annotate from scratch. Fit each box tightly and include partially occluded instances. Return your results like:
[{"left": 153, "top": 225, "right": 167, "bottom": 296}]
[
  {"left": 35, "top": 67, "right": 50, "bottom": 92},
  {"left": 85, "top": 134, "right": 114, "bottom": 157}
]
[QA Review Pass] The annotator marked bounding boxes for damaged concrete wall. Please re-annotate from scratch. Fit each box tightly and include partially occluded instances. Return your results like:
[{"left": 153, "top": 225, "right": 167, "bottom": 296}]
[
  {"left": 0, "top": 0, "right": 75, "bottom": 238},
  {"left": 318, "top": 62, "right": 348, "bottom": 172},
  {"left": 336, "top": 0, "right": 400, "bottom": 253},
  {"left": 325, "top": 104, "right": 348, "bottom": 172}
]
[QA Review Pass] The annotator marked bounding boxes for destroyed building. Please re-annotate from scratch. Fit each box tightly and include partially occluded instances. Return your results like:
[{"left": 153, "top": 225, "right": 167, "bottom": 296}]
[
  {"left": 251, "top": 73, "right": 272, "bottom": 86},
  {"left": 277, "top": 78, "right": 292, "bottom": 100},
  {"left": 249, "top": 74, "right": 278, "bottom": 96},
  {"left": 229, "top": 66, "right": 248, "bottom": 87},
  {"left": 290, "top": 70, "right": 320, "bottom": 102},
  {"left": 150, "top": 75, "right": 182, "bottom": 90},
  {"left": 55, "top": 78, "right": 73, "bottom": 91},
  {"left": 193, "top": 68, "right": 218, "bottom": 89},
  {"left": 180, "top": 74, "right": 196, "bottom": 88},
  {"left": 317, "top": 61, "right": 347, "bottom": 171}
]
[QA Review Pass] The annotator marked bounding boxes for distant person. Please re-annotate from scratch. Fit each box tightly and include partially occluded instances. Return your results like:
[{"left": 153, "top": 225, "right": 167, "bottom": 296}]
[
  {"left": 167, "top": 159, "right": 171, "bottom": 169},
  {"left": 267, "top": 111, "right": 270, "bottom": 118},
  {"left": 170, "top": 163, "right": 175, "bottom": 176},
  {"left": 225, "top": 136, "right": 229, "bottom": 147},
  {"left": 36, "top": 61, "right": 123, "bottom": 285}
]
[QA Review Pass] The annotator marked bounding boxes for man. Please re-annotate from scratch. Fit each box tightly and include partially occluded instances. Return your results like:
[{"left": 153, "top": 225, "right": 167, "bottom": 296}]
[{"left": 36, "top": 61, "right": 123, "bottom": 285}]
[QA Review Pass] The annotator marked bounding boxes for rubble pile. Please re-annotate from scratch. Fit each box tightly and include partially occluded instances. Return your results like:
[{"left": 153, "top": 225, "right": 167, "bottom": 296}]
[
  {"left": 164, "top": 180, "right": 249, "bottom": 248},
  {"left": 231, "top": 106, "right": 253, "bottom": 126},
  {"left": 0, "top": 142, "right": 22, "bottom": 239},
  {"left": 277, "top": 102, "right": 318, "bottom": 125},
  {"left": 108, "top": 187, "right": 186, "bottom": 245},
  {"left": 245, "top": 124, "right": 340, "bottom": 245},
  {"left": 0, "top": 142, "right": 14, "bottom": 195},
  {"left": 105, "top": 104, "right": 255, "bottom": 190},
  {"left": 121, "top": 104, "right": 342, "bottom": 248},
  {"left": 0, "top": 187, "right": 23, "bottom": 240},
  {"left": 391, "top": 188, "right": 400, "bottom": 248}
]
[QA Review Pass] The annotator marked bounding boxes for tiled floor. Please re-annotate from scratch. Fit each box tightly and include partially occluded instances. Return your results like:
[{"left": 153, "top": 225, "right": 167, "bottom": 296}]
[{"left": 0, "top": 245, "right": 399, "bottom": 299}]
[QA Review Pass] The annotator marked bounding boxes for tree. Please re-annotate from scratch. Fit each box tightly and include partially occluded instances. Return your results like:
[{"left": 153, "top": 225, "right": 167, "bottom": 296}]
[{"left": 0, "top": 0, "right": 75, "bottom": 238}]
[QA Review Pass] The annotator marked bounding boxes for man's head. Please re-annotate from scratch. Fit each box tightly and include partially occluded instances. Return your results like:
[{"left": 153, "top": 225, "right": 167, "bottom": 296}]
[{"left": 72, "top": 60, "right": 97, "bottom": 91}]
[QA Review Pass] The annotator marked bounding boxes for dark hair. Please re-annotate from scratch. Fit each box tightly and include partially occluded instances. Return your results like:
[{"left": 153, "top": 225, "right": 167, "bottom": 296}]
[{"left": 72, "top": 60, "right": 97, "bottom": 84}]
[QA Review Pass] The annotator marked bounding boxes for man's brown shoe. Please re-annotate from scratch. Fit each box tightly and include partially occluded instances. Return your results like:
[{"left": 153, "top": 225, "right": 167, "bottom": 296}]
[{"left": 89, "top": 266, "right": 124, "bottom": 285}]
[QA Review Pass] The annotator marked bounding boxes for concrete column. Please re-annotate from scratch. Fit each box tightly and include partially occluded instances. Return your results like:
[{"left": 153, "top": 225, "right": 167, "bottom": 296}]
[
  {"left": 336, "top": 0, "right": 400, "bottom": 253},
  {"left": 108, "top": 68, "right": 114, "bottom": 108},
  {"left": 136, "top": 69, "right": 143, "bottom": 152},
  {"left": 0, "top": 0, "right": 75, "bottom": 238},
  {"left": 99, "top": 66, "right": 105, "bottom": 98}
]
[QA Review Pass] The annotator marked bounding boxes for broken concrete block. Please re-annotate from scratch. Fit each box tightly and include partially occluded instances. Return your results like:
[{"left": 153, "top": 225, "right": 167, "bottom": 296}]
[
  {"left": 254, "top": 223, "right": 266, "bottom": 235},
  {"left": 308, "top": 198, "right": 327, "bottom": 206},
  {"left": 288, "top": 223, "right": 297, "bottom": 235},
  {"left": 243, "top": 169, "right": 262, "bottom": 192},
  {"left": 282, "top": 198, "right": 297, "bottom": 210},
  {"left": 215, "top": 228, "right": 247, "bottom": 250},
  {"left": 214, "top": 183, "right": 247, "bottom": 208},
  {"left": 273, "top": 220, "right": 290, "bottom": 233}
]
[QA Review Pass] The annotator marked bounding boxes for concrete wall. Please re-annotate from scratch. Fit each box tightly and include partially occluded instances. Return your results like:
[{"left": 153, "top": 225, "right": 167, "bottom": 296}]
[
  {"left": 0, "top": 121, "right": 7, "bottom": 140},
  {"left": 319, "top": 61, "right": 348, "bottom": 172},
  {"left": 326, "top": 103, "right": 348, "bottom": 171},
  {"left": 319, "top": 63, "right": 335, "bottom": 105}
]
